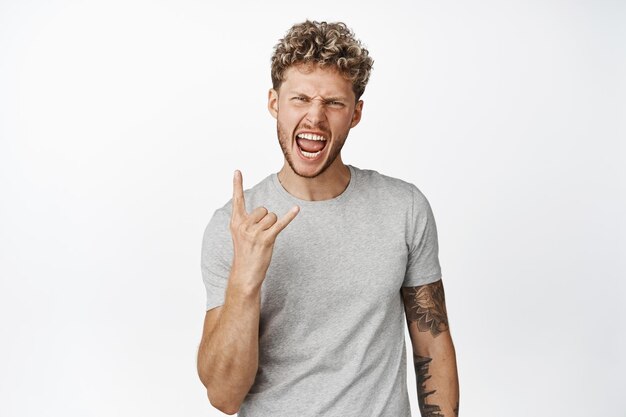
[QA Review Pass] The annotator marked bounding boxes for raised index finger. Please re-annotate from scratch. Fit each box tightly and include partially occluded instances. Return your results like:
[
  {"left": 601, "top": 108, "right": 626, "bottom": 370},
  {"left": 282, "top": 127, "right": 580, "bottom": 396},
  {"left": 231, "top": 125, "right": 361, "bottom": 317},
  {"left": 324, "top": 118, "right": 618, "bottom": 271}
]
[{"left": 232, "top": 170, "right": 247, "bottom": 220}]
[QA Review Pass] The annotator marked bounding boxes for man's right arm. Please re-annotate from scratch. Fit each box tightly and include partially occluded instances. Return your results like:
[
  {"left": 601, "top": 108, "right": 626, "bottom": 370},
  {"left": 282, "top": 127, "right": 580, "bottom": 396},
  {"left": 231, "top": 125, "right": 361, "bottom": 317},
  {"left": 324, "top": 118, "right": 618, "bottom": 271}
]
[
  {"left": 198, "top": 170, "right": 300, "bottom": 414},
  {"left": 197, "top": 267, "right": 263, "bottom": 415},
  {"left": 197, "top": 170, "right": 300, "bottom": 414}
]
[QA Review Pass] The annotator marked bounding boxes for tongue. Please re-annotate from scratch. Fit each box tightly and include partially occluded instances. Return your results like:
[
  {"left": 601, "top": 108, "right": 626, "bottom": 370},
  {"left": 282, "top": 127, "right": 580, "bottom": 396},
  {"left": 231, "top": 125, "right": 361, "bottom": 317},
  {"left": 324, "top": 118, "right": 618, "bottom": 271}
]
[{"left": 296, "top": 137, "right": 326, "bottom": 152}]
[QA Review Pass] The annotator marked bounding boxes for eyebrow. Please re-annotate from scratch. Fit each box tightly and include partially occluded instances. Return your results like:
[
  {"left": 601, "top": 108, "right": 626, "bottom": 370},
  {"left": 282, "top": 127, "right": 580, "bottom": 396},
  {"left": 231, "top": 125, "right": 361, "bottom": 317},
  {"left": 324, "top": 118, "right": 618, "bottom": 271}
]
[{"left": 288, "top": 91, "right": 348, "bottom": 102}]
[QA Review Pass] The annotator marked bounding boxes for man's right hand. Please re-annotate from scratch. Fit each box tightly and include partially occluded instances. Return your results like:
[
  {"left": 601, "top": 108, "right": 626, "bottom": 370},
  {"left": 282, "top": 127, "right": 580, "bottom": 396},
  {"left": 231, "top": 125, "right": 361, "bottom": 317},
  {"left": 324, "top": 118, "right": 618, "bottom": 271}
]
[{"left": 229, "top": 169, "right": 300, "bottom": 289}]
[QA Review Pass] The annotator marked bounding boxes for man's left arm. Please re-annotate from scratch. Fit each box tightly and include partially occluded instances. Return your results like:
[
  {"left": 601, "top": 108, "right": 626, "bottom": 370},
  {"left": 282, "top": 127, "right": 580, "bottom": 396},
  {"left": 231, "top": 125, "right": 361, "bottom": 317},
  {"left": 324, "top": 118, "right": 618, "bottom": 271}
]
[{"left": 402, "top": 278, "right": 459, "bottom": 417}]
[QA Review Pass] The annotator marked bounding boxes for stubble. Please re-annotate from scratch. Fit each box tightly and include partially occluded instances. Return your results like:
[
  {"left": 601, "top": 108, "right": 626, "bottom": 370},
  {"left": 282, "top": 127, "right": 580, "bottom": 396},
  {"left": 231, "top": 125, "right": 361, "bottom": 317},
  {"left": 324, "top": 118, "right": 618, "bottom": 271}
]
[{"left": 276, "top": 120, "right": 347, "bottom": 179}]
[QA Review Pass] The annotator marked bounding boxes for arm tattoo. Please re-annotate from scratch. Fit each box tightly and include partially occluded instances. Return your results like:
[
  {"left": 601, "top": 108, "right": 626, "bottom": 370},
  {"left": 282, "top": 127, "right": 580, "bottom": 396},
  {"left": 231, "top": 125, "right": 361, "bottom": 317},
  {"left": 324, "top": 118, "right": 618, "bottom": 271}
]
[
  {"left": 415, "top": 354, "right": 445, "bottom": 417},
  {"left": 402, "top": 280, "right": 449, "bottom": 337}
]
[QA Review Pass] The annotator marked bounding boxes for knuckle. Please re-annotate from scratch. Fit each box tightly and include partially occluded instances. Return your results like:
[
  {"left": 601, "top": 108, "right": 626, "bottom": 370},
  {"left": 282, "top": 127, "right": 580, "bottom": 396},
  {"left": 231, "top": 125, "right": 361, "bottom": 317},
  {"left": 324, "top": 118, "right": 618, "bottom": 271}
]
[{"left": 264, "top": 212, "right": 278, "bottom": 224}]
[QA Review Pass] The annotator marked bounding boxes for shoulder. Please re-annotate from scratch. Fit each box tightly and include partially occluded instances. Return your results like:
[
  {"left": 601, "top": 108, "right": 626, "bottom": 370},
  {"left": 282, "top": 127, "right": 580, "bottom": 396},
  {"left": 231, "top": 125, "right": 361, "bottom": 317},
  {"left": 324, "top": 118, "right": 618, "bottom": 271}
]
[{"left": 353, "top": 165, "right": 430, "bottom": 208}]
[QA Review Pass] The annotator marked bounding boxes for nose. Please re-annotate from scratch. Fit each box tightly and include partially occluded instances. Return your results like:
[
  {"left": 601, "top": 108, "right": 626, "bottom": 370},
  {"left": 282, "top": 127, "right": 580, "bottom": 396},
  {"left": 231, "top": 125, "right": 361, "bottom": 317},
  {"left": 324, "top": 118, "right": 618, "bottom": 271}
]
[{"left": 305, "top": 99, "right": 327, "bottom": 125}]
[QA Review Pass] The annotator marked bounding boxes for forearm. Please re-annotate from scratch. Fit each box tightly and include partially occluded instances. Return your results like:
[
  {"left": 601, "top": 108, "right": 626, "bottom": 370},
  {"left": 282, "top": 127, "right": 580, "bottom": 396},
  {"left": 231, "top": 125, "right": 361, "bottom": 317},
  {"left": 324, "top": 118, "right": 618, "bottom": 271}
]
[
  {"left": 402, "top": 280, "right": 459, "bottom": 416},
  {"left": 413, "top": 333, "right": 459, "bottom": 417},
  {"left": 198, "top": 268, "right": 262, "bottom": 412}
]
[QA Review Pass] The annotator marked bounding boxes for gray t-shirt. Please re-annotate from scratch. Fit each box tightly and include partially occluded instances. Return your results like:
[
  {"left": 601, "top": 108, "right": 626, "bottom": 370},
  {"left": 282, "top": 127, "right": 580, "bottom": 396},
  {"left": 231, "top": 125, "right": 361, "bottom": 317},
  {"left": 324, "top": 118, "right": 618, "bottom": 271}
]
[{"left": 201, "top": 164, "right": 442, "bottom": 417}]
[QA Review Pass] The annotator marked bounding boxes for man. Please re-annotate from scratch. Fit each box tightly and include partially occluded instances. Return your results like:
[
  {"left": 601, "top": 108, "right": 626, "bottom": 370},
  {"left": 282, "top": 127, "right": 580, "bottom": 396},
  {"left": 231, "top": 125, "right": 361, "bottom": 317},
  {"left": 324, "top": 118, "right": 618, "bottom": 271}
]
[{"left": 197, "top": 20, "right": 459, "bottom": 417}]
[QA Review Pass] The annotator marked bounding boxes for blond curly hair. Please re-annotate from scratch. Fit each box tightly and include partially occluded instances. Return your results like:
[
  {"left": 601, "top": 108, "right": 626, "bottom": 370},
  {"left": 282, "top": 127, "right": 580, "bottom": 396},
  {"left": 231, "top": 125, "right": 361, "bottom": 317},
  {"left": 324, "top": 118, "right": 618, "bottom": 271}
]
[{"left": 270, "top": 20, "right": 374, "bottom": 101}]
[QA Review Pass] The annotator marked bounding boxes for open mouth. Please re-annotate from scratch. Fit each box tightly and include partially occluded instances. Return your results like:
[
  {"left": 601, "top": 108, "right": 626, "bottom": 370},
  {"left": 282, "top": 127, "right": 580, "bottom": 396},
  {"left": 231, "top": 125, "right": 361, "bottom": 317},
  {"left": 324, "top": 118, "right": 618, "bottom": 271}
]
[{"left": 295, "top": 132, "right": 328, "bottom": 159}]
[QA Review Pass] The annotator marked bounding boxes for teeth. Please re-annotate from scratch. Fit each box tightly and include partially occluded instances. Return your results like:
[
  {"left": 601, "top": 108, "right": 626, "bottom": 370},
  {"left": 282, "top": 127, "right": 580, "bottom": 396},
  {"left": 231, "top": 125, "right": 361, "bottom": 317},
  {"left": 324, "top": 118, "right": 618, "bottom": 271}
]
[
  {"left": 297, "top": 133, "right": 326, "bottom": 141},
  {"left": 301, "top": 149, "right": 322, "bottom": 158}
]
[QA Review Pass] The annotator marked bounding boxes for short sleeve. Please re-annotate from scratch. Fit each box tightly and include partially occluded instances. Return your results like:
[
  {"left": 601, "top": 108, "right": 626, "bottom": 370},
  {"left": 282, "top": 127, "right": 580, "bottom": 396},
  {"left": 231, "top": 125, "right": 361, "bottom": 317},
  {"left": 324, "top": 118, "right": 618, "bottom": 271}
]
[
  {"left": 200, "top": 207, "right": 234, "bottom": 311},
  {"left": 402, "top": 185, "right": 443, "bottom": 287}
]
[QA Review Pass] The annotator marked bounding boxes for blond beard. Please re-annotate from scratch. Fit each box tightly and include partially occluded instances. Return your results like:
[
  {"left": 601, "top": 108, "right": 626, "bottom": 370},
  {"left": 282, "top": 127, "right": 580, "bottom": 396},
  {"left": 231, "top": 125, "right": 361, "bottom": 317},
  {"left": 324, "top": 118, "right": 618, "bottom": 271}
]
[{"left": 275, "top": 120, "right": 347, "bottom": 179}]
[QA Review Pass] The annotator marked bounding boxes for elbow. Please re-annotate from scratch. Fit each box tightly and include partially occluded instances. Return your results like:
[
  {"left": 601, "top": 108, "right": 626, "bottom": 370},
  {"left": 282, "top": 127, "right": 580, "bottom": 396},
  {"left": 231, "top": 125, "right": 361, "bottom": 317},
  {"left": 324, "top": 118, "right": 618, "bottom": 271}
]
[
  {"left": 197, "top": 357, "right": 254, "bottom": 414},
  {"left": 201, "top": 372, "right": 246, "bottom": 416},
  {"left": 207, "top": 390, "right": 241, "bottom": 415},
  {"left": 198, "top": 367, "right": 241, "bottom": 414}
]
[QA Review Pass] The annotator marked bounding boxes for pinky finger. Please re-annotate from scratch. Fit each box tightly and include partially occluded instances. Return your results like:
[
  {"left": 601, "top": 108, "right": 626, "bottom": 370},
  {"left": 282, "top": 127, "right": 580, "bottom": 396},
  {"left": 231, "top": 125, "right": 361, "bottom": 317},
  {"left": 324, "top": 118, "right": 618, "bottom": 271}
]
[{"left": 270, "top": 206, "right": 300, "bottom": 235}]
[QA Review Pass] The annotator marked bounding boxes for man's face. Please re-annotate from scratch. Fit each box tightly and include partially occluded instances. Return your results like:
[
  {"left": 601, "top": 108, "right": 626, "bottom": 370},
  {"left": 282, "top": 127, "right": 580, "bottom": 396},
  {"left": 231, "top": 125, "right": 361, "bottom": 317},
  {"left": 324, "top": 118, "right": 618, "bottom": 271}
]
[{"left": 268, "top": 63, "right": 363, "bottom": 179}]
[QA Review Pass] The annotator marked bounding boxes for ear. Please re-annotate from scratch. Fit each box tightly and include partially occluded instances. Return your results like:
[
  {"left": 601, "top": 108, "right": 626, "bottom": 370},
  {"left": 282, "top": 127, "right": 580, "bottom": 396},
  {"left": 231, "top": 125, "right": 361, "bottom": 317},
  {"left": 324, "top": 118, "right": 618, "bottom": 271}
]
[
  {"left": 350, "top": 100, "right": 364, "bottom": 128},
  {"left": 268, "top": 88, "right": 279, "bottom": 119}
]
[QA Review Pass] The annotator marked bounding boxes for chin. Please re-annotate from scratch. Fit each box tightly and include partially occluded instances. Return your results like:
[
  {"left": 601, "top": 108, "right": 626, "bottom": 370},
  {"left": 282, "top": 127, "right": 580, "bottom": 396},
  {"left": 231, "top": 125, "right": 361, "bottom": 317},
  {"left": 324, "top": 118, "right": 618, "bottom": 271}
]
[{"left": 290, "top": 161, "right": 328, "bottom": 179}]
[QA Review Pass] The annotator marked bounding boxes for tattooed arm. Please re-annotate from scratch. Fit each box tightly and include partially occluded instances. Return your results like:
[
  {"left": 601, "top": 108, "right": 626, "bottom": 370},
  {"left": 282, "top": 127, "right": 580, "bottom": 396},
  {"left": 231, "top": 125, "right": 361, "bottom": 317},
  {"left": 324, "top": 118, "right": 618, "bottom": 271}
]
[{"left": 402, "top": 278, "right": 459, "bottom": 417}]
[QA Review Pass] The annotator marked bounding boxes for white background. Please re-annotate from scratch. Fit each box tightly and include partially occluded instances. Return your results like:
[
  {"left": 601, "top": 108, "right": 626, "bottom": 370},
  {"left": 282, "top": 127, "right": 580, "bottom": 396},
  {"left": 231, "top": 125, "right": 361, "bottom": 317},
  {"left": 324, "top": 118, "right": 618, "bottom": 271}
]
[{"left": 1, "top": 0, "right": 625, "bottom": 416}]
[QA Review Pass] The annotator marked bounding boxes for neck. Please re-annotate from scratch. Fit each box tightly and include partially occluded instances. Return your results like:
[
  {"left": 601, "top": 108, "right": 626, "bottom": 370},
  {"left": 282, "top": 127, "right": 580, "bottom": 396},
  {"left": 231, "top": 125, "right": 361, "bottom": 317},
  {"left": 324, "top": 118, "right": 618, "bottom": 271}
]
[{"left": 277, "top": 157, "right": 351, "bottom": 201}]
